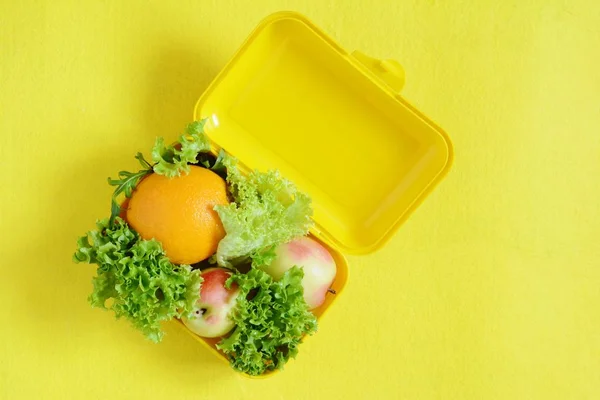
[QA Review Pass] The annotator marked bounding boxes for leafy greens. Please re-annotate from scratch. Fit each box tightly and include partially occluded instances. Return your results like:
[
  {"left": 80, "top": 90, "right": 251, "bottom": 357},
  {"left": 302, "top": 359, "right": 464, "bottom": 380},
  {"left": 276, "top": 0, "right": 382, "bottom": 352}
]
[
  {"left": 214, "top": 156, "right": 313, "bottom": 268},
  {"left": 217, "top": 267, "right": 317, "bottom": 375},
  {"left": 151, "top": 120, "right": 211, "bottom": 178},
  {"left": 73, "top": 217, "right": 202, "bottom": 342}
]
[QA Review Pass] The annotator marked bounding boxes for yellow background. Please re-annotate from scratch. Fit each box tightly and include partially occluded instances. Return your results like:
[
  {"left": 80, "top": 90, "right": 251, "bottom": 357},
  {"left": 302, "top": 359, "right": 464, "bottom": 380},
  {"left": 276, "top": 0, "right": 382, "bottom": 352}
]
[{"left": 1, "top": 1, "right": 599, "bottom": 399}]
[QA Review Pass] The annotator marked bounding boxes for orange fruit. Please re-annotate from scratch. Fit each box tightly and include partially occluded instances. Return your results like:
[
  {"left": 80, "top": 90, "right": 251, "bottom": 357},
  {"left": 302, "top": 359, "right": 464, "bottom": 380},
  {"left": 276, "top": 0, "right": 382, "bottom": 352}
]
[{"left": 126, "top": 166, "right": 229, "bottom": 264}]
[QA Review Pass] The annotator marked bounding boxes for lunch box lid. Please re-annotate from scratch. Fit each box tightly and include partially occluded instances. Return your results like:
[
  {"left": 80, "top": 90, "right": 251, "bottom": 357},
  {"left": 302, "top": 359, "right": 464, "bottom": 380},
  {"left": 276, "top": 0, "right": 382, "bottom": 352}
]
[{"left": 194, "top": 11, "right": 453, "bottom": 255}]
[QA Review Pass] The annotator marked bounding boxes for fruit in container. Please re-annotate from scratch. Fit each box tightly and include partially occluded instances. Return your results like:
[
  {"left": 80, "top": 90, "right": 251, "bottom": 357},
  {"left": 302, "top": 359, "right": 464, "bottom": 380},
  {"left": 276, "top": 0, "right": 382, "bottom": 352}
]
[
  {"left": 261, "top": 236, "right": 337, "bottom": 310},
  {"left": 126, "top": 166, "right": 229, "bottom": 265},
  {"left": 182, "top": 268, "right": 241, "bottom": 338}
]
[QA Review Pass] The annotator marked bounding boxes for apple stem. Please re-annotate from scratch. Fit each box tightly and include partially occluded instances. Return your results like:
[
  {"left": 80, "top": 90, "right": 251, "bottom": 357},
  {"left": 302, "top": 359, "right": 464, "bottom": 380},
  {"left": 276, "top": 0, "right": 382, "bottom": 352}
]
[{"left": 327, "top": 288, "right": 337, "bottom": 295}]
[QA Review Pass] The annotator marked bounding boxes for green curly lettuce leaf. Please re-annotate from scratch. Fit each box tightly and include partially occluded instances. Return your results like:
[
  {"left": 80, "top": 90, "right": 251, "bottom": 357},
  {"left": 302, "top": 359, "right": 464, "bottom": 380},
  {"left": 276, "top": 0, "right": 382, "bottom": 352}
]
[
  {"left": 196, "top": 148, "right": 229, "bottom": 180},
  {"left": 249, "top": 245, "right": 277, "bottom": 269},
  {"left": 151, "top": 120, "right": 211, "bottom": 178},
  {"left": 73, "top": 217, "right": 202, "bottom": 342},
  {"left": 214, "top": 156, "right": 313, "bottom": 268},
  {"left": 217, "top": 267, "right": 317, "bottom": 375}
]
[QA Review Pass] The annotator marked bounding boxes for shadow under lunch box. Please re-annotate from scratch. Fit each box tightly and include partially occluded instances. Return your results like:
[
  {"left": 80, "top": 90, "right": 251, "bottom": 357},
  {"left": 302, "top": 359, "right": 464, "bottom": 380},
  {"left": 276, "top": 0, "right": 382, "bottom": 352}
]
[{"left": 177, "top": 11, "right": 453, "bottom": 377}]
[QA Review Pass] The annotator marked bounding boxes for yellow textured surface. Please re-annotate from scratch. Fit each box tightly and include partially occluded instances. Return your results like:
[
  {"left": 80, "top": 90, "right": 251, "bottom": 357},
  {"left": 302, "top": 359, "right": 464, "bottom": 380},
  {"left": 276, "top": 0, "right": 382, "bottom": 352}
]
[{"left": 1, "top": 1, "right": 599, "bottom": 399}]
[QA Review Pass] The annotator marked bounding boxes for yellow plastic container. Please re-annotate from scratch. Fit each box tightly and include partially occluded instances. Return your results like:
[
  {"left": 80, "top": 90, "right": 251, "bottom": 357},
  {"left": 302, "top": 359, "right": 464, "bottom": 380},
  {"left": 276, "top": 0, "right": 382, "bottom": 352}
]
[{"left": 178, "top": 11, "right": 453, "bottom": 377}]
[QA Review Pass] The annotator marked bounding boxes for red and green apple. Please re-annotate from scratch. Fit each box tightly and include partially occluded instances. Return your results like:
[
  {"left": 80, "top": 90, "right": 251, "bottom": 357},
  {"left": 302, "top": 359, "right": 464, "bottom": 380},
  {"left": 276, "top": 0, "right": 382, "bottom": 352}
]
[
  {"left": 261, "top": 236, "right": 336, "bottom": 310},
  {"left": 182, "top": 267, "right": 240, "bottom": 338}
]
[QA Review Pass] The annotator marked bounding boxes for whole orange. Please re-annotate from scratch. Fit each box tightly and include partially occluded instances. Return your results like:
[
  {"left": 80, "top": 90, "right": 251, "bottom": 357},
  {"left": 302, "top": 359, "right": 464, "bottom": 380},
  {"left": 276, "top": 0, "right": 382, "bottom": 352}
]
[{"left": 126, "top": 166, "right": 229, "bottom": 264}]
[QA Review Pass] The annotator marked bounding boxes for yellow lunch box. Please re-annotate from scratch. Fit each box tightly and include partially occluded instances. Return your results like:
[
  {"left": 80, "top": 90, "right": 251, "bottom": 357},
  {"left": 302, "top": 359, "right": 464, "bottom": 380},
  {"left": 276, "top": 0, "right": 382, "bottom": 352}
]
[{"left": 177, "top": 10, "right": 453, "bottom": 377}]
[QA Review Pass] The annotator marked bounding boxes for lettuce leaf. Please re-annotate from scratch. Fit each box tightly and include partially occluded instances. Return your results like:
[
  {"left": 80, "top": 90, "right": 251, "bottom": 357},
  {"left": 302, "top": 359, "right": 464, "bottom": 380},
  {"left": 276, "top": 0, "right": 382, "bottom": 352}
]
[
  {"left": 214, "top": 156, "right": 313, "bottom": 267},
  {"left": 73, "top": 217, "right": 202, "bottom": 342},
  {"left": 217, "top": 267, "right": 317, "bottom": 375},
  {"left": 151, "top": 120, "right": 211, "bottom": 178}
]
